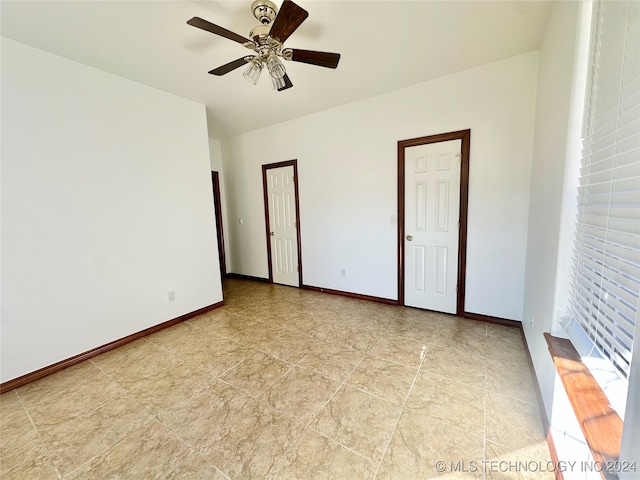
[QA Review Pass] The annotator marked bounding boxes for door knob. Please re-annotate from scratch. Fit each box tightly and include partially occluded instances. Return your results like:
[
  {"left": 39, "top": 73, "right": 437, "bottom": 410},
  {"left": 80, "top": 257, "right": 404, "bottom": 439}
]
[{"left": 406, "top": 235, "right": 413, "bottom": 241}]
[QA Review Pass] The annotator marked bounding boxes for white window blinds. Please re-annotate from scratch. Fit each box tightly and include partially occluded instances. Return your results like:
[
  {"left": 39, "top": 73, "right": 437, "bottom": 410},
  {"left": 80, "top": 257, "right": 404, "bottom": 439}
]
[{"left": 570, "top": 0, "right": 640, "bottom": 381}]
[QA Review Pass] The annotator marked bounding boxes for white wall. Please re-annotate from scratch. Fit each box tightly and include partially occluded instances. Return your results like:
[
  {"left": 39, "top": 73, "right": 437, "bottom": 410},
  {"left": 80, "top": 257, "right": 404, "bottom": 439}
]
[
  {"left": 522, "top": 0, "right": 585, "bottom": 407},
  {"left": 522, "top": 0, "right": 589, "bottom": 469},
  {"left": 221, "top": 52, "right": 538, "bottom": 321},
  {"left": 523, "top": 2, "right": 639, "bottom": 474},
  {"left": 1, "top": 38, "right": 222, "bottom": 383}
]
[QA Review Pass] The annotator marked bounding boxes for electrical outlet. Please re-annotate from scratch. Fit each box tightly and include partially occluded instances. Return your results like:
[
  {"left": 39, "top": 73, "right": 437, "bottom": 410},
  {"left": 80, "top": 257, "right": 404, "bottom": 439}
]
[
  {"left": 530, "top": 312, "right": 535, "bottom": 327},
  {"left": 168, "top": 291, "right": 176, "bottom": 302},
  {"left": 340, "top": 269, "right": 346, "bottom": 277}
]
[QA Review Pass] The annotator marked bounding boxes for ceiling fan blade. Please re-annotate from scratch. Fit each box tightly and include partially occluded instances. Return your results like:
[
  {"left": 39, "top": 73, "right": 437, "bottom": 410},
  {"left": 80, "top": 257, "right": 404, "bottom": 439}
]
[
  {"left": 278, "top": 74, "right": 294, "bottom": 91},
  {"left": 290, "top": 49, "right": 341, "bottom": 69},
  {"left": 187, "top": 17, "right": 252, "bottom": 45},
  {"left": 208, "top": 57, "right": 251, "bottom": 76},
  {"left": 269, "top": 0, "right": 309, "bottom": 43}
]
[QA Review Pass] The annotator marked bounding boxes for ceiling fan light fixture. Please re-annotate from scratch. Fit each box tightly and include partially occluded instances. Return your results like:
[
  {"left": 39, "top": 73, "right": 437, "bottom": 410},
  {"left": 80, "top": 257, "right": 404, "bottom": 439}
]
[
  {"left": 270, "top": 74, "right": 286, "bottom": 91},
  {"left": 243, "top": 59, "right": 263, "bottom": 85},
  {"left": 266, "top": 54, "right": 286, "bottom": 79}
]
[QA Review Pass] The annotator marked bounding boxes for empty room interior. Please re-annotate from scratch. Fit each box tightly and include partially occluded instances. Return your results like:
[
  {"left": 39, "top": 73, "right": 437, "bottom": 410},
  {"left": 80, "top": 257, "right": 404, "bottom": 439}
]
[{"left": 1, "top": 0, "right": 638, "bottom": 479}]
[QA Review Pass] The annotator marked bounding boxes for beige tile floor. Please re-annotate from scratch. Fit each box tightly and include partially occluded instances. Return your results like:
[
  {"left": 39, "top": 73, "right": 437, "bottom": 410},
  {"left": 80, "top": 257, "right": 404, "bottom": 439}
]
[{"left": 0, "top": 279, "right": 554, "bottom": 479}]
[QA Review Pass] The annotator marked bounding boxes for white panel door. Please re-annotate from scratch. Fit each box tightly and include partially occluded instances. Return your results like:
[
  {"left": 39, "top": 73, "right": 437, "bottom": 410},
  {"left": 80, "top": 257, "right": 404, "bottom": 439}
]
[
  {"left": 404, "top": 140, "right": 461, "bottom": 313},
  {"left": 266, "top": 165, "right": 299, "bottom": 287}
]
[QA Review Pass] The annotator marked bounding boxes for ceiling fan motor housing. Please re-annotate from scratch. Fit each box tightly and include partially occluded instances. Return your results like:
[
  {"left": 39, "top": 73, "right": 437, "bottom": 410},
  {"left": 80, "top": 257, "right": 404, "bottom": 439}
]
[
  {"left": 249, "top": 24, "right": 271, "bottom": 42},
  {"left": 251, "top": 0, "right": 277, "bottom": 25}
]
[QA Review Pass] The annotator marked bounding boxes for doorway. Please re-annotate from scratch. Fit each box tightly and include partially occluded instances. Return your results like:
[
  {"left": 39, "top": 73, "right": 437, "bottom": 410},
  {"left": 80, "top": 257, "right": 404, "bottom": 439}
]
[
  {"left": 211, "top": 171, "right": 226, "bottom": 282},
  {"left": 262, "top": 160, "right": 303, "bottom": 287},
  {"left": 397, "top": 130, "right": 470, "bottom": 315}
]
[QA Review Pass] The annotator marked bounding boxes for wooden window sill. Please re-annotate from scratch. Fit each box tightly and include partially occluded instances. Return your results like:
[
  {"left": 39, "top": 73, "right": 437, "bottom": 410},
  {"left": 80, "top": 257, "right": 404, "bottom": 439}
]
[{"left": 544, "top": 333, "right": 623, "bottom": 480}]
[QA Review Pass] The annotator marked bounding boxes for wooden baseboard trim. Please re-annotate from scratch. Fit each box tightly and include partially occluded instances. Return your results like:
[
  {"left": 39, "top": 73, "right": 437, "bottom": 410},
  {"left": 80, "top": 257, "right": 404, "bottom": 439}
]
[
  {"left": 224, "top": 273, "right": 270, "bottom": 283},
  {"left": 519, "top": 328, "right": 564, "bottom": 480},
  {"left": 544, "top": 333, "right": 622, "bottom": 480},
  {"left": 302, "top": 285, "right": 399, "bottom": 306},
  {"left": 0, "top": 301, "right": 224, "bottom": 394},
  {"left": 462, "top": 311, "right": 520, "bottom": 328}
]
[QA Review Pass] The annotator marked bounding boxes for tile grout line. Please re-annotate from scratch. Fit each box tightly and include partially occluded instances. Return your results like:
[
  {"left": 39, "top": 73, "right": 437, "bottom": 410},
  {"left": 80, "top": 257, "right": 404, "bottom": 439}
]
[
  {"left": 267, "top": 352, "right": 368, "bottom": 477},
  {"left": 60, "top": 364, "right": 162, "bottom": 477},
  {"left": 4, "top": 280, "right": 551, "bottom": 479},
  {"left": 19, "top": 361, "right": 105, "bottom": 408},
  {"left": 61, "top": 416, "right": 158, "bottom": 479},
  {"left": 16, "top": 367, "right": 144, "bottom": 478},
  {"left": 235, "top": 356, "right": 298, "bottom": 401},
  {"left": 483, "top": 358, "right": 488, "bottom": 480},
  {"left": 483, "top": 321, "right": 488, "bottom": 480},
  {"left": 151, "top": 413, "right": 233, "bottom": 480},
  {"left": 366, "top": 349, "right": 427, "bottom": 371},
  {"left": 15, "top": 362, "right": 158, "bottom": 479},
  {"left": 371, "top": 339, "right": 431, "bottom": 479},
  {"left": 345, "top": 383, "right": 408, "bottom": 407},
  {"left": 12, "top": 390, "right": 63, "bottom": 480},
  {"left": 89, "top": 345, "right": 232, "bottom": 477},
  {"left": 313, "top": 428, "right": 378, "bottom": 463},
  {"left": 55, "top": 359, "right": 183, "bottom": 478}
]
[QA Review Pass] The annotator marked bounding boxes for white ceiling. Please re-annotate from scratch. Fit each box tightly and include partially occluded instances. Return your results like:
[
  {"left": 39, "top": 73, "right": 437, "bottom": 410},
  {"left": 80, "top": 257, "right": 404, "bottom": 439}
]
[{"left": 1, "top": 0, "right": 552, "bottom": 138}]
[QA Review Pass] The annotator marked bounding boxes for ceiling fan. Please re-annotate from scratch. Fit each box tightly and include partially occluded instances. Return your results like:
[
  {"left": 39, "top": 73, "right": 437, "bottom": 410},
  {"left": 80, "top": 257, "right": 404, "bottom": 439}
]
[{"left": 187, "top": 0, "right": 341, "bottom": 91}]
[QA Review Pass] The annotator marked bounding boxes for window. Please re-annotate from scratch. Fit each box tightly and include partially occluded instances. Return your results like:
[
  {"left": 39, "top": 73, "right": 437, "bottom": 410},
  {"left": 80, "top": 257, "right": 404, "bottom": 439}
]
[{"left": 569, "top": 0, "right": 639, "bottom": 383}]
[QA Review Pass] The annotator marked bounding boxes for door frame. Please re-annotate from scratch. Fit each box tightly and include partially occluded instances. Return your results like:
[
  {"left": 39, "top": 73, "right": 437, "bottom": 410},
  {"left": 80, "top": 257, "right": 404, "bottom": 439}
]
[
  {"left": 397, "top": 129, "right": 470, "bottom": 315},
  {"left": 262, "top": 159, "right": 304, "bottom": 286},
  {"left": 211, "top": 171, "right": 227, "bottom": 280}
]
